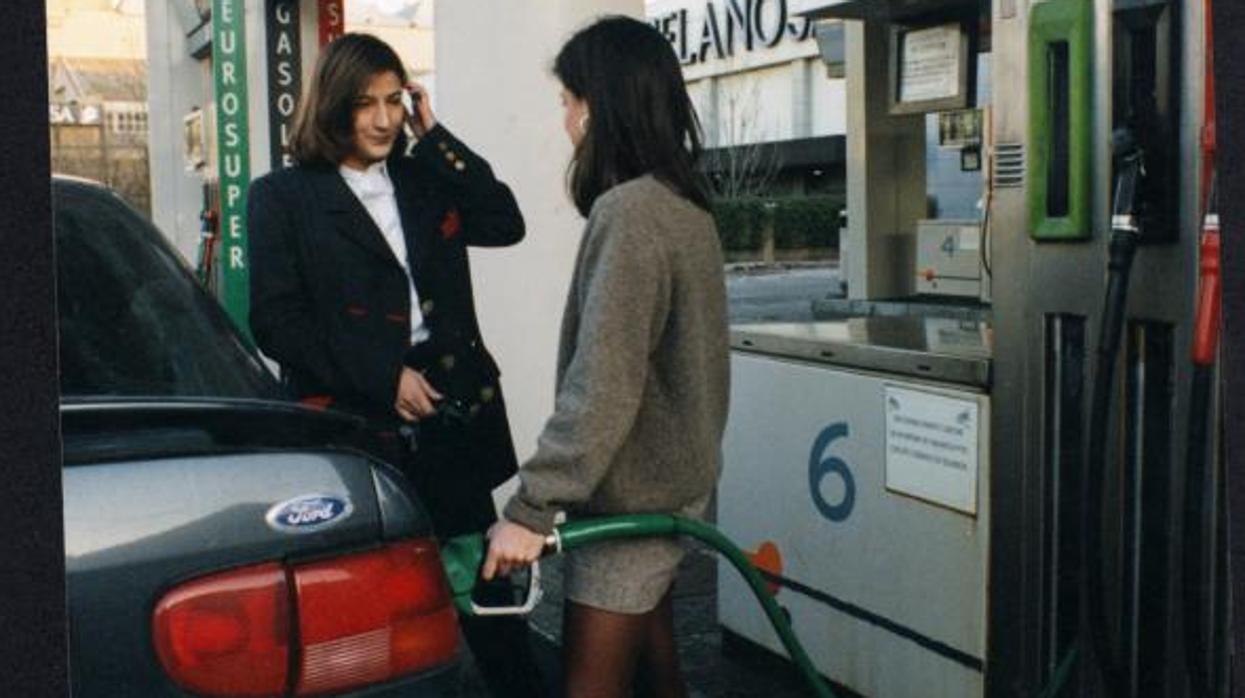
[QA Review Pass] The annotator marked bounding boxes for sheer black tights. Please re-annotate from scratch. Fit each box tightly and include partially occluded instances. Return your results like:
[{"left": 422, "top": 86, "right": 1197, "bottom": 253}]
[{"left": 561, "top": 590, "right": 688, "bottom": 698}]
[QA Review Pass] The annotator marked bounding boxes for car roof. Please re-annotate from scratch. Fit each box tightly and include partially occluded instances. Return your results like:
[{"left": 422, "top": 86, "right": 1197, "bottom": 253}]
[{"left": 52, "top": 173, "right": 108, "bottom": 190}]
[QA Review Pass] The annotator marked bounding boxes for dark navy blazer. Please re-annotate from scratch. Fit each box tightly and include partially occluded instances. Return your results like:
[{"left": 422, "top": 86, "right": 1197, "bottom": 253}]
[{"left": 247, "top": 123, "right": 524, "bottom": 493}]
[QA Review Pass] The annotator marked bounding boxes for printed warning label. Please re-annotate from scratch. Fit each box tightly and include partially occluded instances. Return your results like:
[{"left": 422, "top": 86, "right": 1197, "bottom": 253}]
[{"left": 884, "top": 386, "right": 979, "bottom": 514}]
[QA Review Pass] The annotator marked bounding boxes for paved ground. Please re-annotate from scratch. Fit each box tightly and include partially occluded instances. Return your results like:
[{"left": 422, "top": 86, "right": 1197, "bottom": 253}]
[{"left": 725, "top": 263, "right": 843, "bottom": 324}]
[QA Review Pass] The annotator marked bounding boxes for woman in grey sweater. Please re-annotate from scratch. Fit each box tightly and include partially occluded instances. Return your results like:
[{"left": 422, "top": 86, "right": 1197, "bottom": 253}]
[{"left": 482, "top": 16, "right": 729, "bottom": 698}]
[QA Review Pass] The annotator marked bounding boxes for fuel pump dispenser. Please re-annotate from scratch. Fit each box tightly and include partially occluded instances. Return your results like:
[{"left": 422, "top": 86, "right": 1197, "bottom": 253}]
[
  {"left": 1027, "top": 0, "right": 1229, "bottom": 694},
  {"left": 1075, "top": 1, "right": 1217, "bottom": 696},
  {"left": 193, "top": 182, "right": 220, "bottom": 291},
  {"left": 722, "top": 0, "right": 1224, "bottom": 695}
]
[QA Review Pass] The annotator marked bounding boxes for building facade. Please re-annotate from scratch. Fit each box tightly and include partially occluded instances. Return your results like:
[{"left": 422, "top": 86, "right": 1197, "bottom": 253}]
[
  {"left": 647, "top": 0, "right": 846, "bottom": 197},
  {"left": 48, "top": 0, "right": 151, "bottom": 212}
]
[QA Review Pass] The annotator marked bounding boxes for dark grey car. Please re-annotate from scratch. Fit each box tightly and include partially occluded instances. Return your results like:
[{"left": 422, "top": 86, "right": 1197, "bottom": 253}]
[{"left": 55, "top": 177, "right": 461, "bottom": 697}]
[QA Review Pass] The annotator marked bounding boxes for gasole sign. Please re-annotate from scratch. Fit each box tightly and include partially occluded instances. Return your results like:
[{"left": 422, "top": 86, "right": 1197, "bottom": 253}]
[{"left": 266, "top": 0, "right": 301, "bottom": 169}]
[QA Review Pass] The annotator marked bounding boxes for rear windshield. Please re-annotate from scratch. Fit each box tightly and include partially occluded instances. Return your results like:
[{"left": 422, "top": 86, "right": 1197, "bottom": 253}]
[{"left": 54, "top": 183, "right": 282, "bottom": 400}]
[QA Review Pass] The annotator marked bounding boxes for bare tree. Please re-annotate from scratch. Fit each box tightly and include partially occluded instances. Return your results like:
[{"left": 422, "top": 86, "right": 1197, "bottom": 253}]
[{"left": 707, "top": 81, "right": 782, "bottom": 199}]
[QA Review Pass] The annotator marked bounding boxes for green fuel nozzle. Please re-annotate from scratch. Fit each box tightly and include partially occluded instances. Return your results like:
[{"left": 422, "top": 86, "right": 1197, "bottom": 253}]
[
  {"left": 439, "top": 514, "right": 839, "bottom": 698},
  {"left": 439, "top": 532, "right": 545, "bottom": 617}
]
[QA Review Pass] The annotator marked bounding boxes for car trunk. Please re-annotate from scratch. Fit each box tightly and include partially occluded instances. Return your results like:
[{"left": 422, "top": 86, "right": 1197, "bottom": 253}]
[{"left": 62, "top": 400, "right": 448, "bottom": 696}]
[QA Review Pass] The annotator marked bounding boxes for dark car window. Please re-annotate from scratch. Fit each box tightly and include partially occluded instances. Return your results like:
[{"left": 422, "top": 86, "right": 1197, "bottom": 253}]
[{"left": 54, "top": 182, "right": 282, "bottom": 400}]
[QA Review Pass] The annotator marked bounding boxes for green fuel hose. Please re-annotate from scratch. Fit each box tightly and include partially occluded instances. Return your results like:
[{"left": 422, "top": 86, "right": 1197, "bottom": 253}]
[{"left": 441, "top": 514, "right": 838, "bottom": 698}]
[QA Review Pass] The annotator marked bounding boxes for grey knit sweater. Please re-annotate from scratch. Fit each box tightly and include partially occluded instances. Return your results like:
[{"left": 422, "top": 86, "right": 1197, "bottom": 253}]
[{"left": 503, "top": 175, "right": 730, "bottom": 534}]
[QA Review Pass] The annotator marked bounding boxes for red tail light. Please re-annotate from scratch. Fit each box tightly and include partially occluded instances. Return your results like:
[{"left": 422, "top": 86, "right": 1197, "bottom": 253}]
[
  {"left": 292, "top": 540, "right": 459, "bottom": 695},
  {"left": 152, "top": 562, "right": 290, "bottom": 697},
  {"left": 152, "top": 539, "right": 458, "bottom": 697}
]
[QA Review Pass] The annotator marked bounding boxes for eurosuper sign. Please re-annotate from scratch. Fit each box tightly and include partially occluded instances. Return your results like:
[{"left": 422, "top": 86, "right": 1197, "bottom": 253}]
[
  {"left": 212, "top": 0, "right": 252, "bottom": 335},
  {"left": 649, "top": 0, "right": 815, "bottom": 79}
]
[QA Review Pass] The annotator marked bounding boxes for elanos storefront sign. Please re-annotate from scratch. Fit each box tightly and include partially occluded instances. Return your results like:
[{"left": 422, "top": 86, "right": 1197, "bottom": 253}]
[{"left": 648, "top": 0, "right": 815, "bottom": 76}]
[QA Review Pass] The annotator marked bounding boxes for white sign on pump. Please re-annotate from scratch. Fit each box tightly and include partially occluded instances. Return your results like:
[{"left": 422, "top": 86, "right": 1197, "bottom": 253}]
[
  {"left": 899, "top": 24, "right": 962, "bottom": 103},
  {"left": 884, "top": 385, "right": 979, "bottom": 514}
]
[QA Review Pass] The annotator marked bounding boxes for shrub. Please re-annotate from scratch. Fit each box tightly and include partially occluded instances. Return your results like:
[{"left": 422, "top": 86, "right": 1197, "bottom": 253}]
[
  {"left": 712, "top": 198, "right": 766, "bottom": 251},
  {"left": 713, "top": 195, "right": 843, "bottom": 253},
  {"left": 772, "top": 195, "right": 842, "bottom": 249}
]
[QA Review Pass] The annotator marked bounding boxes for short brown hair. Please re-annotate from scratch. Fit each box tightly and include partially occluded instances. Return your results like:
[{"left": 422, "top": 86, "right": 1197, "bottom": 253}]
[{"left": 289, "top": 33, "right": 409, "bottom": 166}]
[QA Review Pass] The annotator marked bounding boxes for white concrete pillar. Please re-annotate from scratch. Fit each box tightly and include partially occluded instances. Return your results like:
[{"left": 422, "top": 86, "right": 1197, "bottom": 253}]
[
  {"left": 844, "top": 20, "right": 926, "bottom": 300},
  {"left": 145, "top": 0, "right": 311, "bottom": 262},
  {"left": 244, "top": 0, "right": 273, "bottom": 181},
  {"left": 145, "top": 0, "right": 210, "bottom": 260},
  {"left": 434, "top": 0, "right": 643, "bottom": 495},
  {"left": 791, "top": 57, "right": 813, "bottom": 139}
]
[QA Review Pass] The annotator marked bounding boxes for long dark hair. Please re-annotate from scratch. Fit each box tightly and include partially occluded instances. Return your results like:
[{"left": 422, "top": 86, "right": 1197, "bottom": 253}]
[
  {"left": 554, "top": 16, "right": 711, "bottom": 217},
  {"left": 289, "top": 33, "right": 409, "bottom": 166}
]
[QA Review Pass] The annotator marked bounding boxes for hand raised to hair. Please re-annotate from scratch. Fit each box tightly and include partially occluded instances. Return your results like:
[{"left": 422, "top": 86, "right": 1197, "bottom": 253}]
[{"left": 405, "top": 82, "right": 437, "bottom": 138}]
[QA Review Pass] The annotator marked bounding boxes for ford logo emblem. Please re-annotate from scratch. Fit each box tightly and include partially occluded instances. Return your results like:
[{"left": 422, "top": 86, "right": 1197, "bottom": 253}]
[{"left": 265, "top": 494, "right": 353, "bottom": 533}]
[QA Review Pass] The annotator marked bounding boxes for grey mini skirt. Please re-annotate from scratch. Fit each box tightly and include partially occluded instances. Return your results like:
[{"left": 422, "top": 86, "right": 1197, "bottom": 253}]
[{"left": 562, "top": 496, "right": 710, "bottom": 615}]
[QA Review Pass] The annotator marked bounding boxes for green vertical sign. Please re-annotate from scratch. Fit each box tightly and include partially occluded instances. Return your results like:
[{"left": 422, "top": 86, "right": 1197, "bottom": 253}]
[{"left": 213, "top": 0, "right": 253, "bottom": 337}]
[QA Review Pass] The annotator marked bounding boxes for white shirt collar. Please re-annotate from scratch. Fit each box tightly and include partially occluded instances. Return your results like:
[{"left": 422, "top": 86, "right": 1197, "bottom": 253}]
[
  {"left": 339, "top": 160, "right": 389, "bottom": 183},
  {"left": 339, "top": 160, "right": 393, "bottom": 198}
]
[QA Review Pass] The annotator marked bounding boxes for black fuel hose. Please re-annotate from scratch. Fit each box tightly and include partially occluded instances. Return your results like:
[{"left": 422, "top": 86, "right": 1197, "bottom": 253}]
[
  {"left": 1183, "top": 177, "right": 1221, "bottom": 696},
  {"left": 1182, "top": 364, "right": 1216, "bottom": 696},
  {"left": 1081, "top": 227, "right": 1137, "bottom": 698},
  {"left": 1081, "top": 137, "right": 1144, "bottom": 697}
]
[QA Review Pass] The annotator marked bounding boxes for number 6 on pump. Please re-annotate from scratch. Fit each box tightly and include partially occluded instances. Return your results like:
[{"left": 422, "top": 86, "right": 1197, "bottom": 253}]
[{"left": 809, "top": 423, "right": 854, "bottom": 522}]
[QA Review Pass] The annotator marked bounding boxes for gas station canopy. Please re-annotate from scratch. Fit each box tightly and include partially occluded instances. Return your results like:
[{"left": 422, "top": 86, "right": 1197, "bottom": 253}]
[{"left": 791, "top": 0, "right": 983, "bottom": 21}]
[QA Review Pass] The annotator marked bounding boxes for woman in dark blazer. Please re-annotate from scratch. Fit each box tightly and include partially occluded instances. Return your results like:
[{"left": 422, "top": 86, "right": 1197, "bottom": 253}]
[{"left": 247, "top": 33, "right": 542, "bottom": 698}]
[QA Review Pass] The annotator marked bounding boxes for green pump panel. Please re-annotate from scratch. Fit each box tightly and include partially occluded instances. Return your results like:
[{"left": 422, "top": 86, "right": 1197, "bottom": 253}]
[{"left": 1028, "top": 0, "right": 1093, "bottom": 240}]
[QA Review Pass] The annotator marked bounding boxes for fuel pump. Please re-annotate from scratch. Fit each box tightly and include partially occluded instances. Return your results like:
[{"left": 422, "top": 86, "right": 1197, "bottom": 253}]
[{"left": 193, "top": 181, "right": 220, "bottom": 292}]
